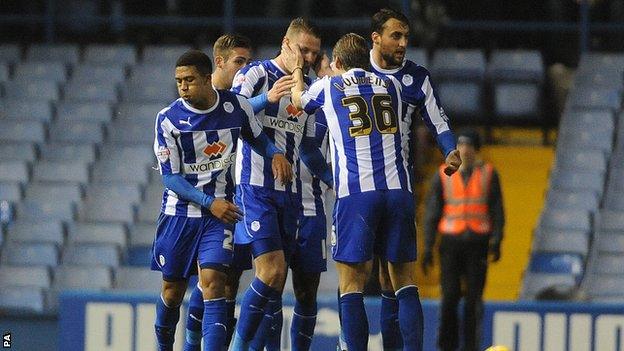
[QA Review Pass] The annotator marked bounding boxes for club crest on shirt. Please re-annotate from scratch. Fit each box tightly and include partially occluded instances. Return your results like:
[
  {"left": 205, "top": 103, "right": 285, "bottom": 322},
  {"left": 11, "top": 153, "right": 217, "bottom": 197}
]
[
  {"left": 224, "top": 102, "right": 234, "bottom": 113},
  {"left": 402, "top": 74, "right": 413, "bottom": 86},
  {"left": 157, "top": 146, "right": 170, "bottom": 163}
]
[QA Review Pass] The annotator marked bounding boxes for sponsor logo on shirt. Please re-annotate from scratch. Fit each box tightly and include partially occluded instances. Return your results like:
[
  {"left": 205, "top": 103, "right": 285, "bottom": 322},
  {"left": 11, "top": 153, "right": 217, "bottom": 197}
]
[
  {"left": 286, "top": 103, "right": 303, "bottom": 121},
  {"left": 185, "top": 153, "right": 236, "bottom": 173},
  {"left": 203, "top": 141, "right": 227, "bottom": 158},
  {"left": 264, "top": 116, "right": 304, "bottom": 135}
]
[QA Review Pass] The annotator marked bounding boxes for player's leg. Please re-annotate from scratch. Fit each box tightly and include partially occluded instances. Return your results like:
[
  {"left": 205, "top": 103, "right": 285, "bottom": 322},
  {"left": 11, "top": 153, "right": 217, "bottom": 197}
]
[
  {"left": 378, "top": 257, "right": 403, "bottom": 351},
  {"left": 382, "top": 190, "right": 423, "bottom": 351},
  {"left": 224, "top": 266, "right": 246, "bottom": 346},
  {"left": 462, "top": 239, "right": 489, "bottom": 351},
  {"left": 152, "top": 214, "right": 199, "bottom": 351},
  {"left": 290, "top": 211, "right": 327, "bottom": 351},
  {"left": 336, "top": 260, "right": 373, "bottom": 351},
  {"left": 438, "top": 237, "right": 463, "bottom": 351},
  {"left": 183, "top": 268, "right": 203, "bottom": 351}
]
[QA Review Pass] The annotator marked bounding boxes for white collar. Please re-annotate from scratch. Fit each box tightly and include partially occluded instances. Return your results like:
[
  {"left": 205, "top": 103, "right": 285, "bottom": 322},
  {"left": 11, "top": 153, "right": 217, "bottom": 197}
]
[
  {"left": 180, "top": 88, "right": 220, "bottom": 114},
  {"left": 369, "top": 50, "right": 406, "bottom": 74}
]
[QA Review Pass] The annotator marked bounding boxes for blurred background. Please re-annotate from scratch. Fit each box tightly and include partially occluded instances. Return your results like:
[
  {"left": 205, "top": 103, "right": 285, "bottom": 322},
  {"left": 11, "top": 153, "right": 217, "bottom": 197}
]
[{"left": 0, "top": 0, "right": 623, "bottom": 350}]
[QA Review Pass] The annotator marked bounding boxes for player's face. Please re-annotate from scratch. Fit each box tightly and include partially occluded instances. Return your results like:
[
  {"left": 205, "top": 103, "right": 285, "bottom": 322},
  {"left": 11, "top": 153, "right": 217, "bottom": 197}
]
[
  {"left": 292, "top": 32, "right": 321, "bottom": 72},
  {"left": 222, "top": 47, "right": 251, "bottom": 88},
  {"left": 458, "top": 142, "right": 477, "bottom": 167},
  {"left": 175, "top": 65, "right": 210, "bottom": 106},
  {"left": 378, "top": 18, "right": 409, "bottom": 67}
]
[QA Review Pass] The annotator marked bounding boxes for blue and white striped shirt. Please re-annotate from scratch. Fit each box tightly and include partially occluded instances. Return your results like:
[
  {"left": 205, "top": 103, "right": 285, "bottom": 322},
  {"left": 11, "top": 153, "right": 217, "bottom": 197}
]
[{"left": 299, "top": 110, "right": 330, "bottom": 216}]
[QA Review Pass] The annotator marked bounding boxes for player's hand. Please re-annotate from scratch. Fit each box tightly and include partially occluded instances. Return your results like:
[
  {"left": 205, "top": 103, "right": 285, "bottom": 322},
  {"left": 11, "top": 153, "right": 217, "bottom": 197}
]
[
  {"left": 272, "top": 153, "right": 293, "bottom": 185},
  {"left": 421, "top": 250, "right": 434, "bottom": 275},
  {"left": 489, "top": 242, "right": 501, "bottom": 262},
  {"left": 314, "top": 51, "right": 332, "bottom": 78},
  {"left": 209, "top": 199, "right": 242, "bottom": 224},
  {"left": 443, "top": 149, "right": 462, "bottom": 176},
  {"left": 281, "top": 37, "right": 304, "bottom": 74},
  {"left": 267, "top": 75, "right": 295, "bottom": 103}
]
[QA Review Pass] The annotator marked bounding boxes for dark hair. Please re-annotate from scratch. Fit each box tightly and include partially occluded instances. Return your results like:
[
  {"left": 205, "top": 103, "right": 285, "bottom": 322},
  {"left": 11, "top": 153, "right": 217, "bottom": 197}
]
[
  {"left": 457, "top": 128, "right": 482, "bottom": 150},
  {"left": 176, "top": 50, "right": 213, "bottom": 76},
  {"left": 371, "top": 8, "right": 410, "bottom": 35},
  {"left": 332, "top": 33, "right": 370, "bottom": 71},
  {"left": 213, "top": 33, "right": 252, "bottom": 59}
]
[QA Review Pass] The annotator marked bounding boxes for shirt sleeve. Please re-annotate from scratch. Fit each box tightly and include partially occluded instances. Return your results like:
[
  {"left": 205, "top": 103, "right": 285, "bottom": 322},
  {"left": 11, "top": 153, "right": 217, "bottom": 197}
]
[
  {"left": 230, "top": 64, "right": 266, "bottom": 98},
  {"left": 237, "top": 96, "right": 263, "bottom": 139},
  {"left": 300, "top": 77, "right": 326, "bottom": 115},
  {"left": 153, "top": 111, "right": 180, "bottom": 175}
]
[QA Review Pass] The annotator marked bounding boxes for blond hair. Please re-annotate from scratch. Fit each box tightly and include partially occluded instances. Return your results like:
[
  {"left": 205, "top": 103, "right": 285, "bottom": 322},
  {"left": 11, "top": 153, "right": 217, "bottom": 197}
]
[
  {"left": 332, "top": 33, "right": 370, "bottom": 71},
  {"left": 213, "top": 33, "right": 251, "bottom": 60},
  {"left": 285, "top": 17, "right": 320, "bottom": 39}
]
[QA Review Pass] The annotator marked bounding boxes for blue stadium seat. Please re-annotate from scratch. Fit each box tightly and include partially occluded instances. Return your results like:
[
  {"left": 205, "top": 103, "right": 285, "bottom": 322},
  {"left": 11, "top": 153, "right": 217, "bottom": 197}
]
[
  {"left": 559, "top": 109, "right": 614, "bottom": 132},
  {"left": 25, "top": 182, "right": 82, "bottom": 207},
  {"left": 129, "top": 223, "right": 155, "bottom": 247},
  {"left": 122, "top": 81, "right": 176, "bottom": 103},
  {"left": 84, "top": 183, "right": 142, "bottom": 204},
  {"left": 52, "top": 265, "right": 112, "bottom": 290},
  {"left": 0, "top": 161, "right": 29, "bottom": 183},
  {"left": 493, "top": 83, "right": 541, "bottom": 121},
  {"left": 0, "top": 287, "right": 45, "bottom": 313},
  {"left": 488, "top": 50, "right": 544, "bottom": 82},
  {"left": 13, "top": 62, "right": 66, "bottom": 82},
  {"left": 520, "top": 272, "right": 577, "bottom": 300},
  {"left": 62, "top": 244, "right": 120, "bottom": 267},
  {"left": 549, "top": 169, "right": 605, "bottom": 196},
  {"left": 98, "top": 145, "right": 154, "bottom": 167},
  {"left": 129, "top": 63, "right": 173, "bottom": 85},
  {"left": 593, "top": 254, "right": 624, "bottom": 274},
  {"left": 32, "top": 161, "right": 89, "bottom": 184},
  {"left": 64, "top": 80, "right": 118, "bottom": 103},
  {"left": 26, "top": 43, "right": 80, "bottom": 64},
  {"left": 596, "top": 210, "right": 624, "bottom": 231},
  {"left": 0, "top": 62, "right": 8, "bottom": 83},
  {"left": 116, "top": 102, "right": 162, "bottom": 122},
  {"left": 568, "top": 88, "right": 621, "bottom": 111},
  {"left": 4, "top": 80, "right": 59, "bottom": 101},
  {"left": 0, "top": 44, "right": 21, "bottom": 63},
  {"left": 557, "top": 128, "right": 613, "bottom": 156},
  {"left": 586, "top": 275, "right": 624, "bottom": 299},
  {"left": 200, "top": 45, "right": 214, "bottom": 60},
  {"left": 0, "top": 266, "right": 51, "bottom": 288},
  {"left": 91, "top": 159, "right": 149, "bottom": 184},
  {"left": 5, "top": 220, "right": 64, "bottom": 246},
  {"left": 430, "top": 49, "right": 486, "bottom": 80},
  {"left": 255, "top": 46, "right": 280, "bottom": 60},
  {"left": 114, "top": 266, "right": 162, "bottom": 292},
  {"left": 597, "top": 233, "right": 624, "bottom": 254},
  {"left": 83, "top": 44, "right": 137, "bottom": 66},
  {"left": 1, "top": 100, "right": 53, "bottom": 122},
  {"left": 55, "top": 101, "right": 113, "bottom": 123},
  {"left": 16, "top": 198, "right": 75, "bottom": 222},
  {"left": 539, "top": 208, "right": 591, "bottom": 232},
  {"left": 127, "top": 246, "right": 152, "bottom": 266},
  {"left": 71, "top": 63, "right": 126, "bottom": 84},
  {"left": 80, "top": 183, "right": 141, "bottom": 223},
  {"left": 39, "top": 143, "right": 96, "bottom": 163},
  {"left": 0, "top": 119, "right": 45, "bottom": 143},
  {"left": 434, "top": 82, "right": 483, "bottom": 122},
  {"left": 138, "top": 183, "right": 163, "bottom": 223},
  {"left": 0, "top": 143, "right": 37, "bottom": 162},
  {"left": 545, "top": 190, "right": 599, "bottom": 211},
  {"left": 529, "top": 253, "right": 583, "bottom": 275},
  {"left": 554, "top": 151, "right": 607, "bottom": 173},
  {"left": 406, "top": 48, "right": 428, "bottom": 67},
  {"left": 578, "top": 53, "right": 624, "bottom": 75},
  {"left": 106, "top": 121, "right": 155, "bottom": 145},
  {"left": 0, "top": 182, "right": 21, "bottom": 202},
  {"left": 603, "top": 191, "right": 624, "bottom": 211},
  {"left": 533, "top": 228, "right": 589, "bottom": 256},
  {"left": 142, "top": 45, "right": 191, "bottom": 65},
  {"left": 574, "top": 70, "right": 623, "bottom": 92},
  {"left": 67, "top": 222, "right": 126, "bottom": 247},
  {"left": 49, "top": 121, "right": 104, "bottom": 144},
  {"left": 1, "top": 242, "right": 58, "bottom": 266}
]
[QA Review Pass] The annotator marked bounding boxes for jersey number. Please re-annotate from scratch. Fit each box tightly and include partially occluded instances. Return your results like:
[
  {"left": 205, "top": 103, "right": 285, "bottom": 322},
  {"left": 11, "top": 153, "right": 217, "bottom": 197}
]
[{"left": 341, "top": 94, "right": 398, "bottom": 137}]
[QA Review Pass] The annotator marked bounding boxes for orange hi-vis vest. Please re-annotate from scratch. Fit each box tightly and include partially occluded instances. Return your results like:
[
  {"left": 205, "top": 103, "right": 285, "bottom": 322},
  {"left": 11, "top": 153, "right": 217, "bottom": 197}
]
[{"left": 438, "top": 162, "right": 493, "bottom": 235}]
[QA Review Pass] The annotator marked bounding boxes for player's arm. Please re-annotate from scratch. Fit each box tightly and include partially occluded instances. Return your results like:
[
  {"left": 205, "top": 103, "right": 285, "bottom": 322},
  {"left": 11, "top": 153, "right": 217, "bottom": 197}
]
[
  {"left": 300, "top": 115, "right": 333, "bottom": 188},
  {"left": 247, "top": 75, "right": 296, "bottom": 113},
  {"left": 237, "top": 96, "right": 293, "bottom": 185}
]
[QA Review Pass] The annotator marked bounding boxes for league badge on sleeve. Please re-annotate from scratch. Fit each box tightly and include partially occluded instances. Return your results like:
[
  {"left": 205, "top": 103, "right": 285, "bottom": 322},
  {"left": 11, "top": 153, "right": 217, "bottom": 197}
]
[{"left": 157, "top": 146, "right": 170, "bottom": 163}]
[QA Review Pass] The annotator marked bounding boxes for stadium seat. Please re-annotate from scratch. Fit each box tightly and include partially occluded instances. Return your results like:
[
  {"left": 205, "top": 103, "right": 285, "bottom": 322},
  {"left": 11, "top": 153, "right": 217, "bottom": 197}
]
[
  {"left": 0, "top": 161, "right": 29, "bottom": 183},
  {"left": 13, "top": 62, "right": 67, "bottom": 82},
  {"left": 545, "top": 190, "right": 599, "bottom": 212},
  {"left": 255, "top": 46, "right": 280, "bottom": 60},
  {"left": 0, "top": 266, "right": 51, "bottom": 288},
  {"left": 577, "top": 52, "right": 624, "bottom": 74},
  {"left": 0, "top": 182, "right": 22, "bottom": 202},
  {"left": 559, "top": 109, "right": 614, "bottom": 132},
  {"left": 0, "top": 62, "right": 8, "bottom": 83},
  {"left": 49, "top": 121, "right": 104, "bottom": 144},
  {"left": 5, "top": 220, "right": 64, "bottom": 246},
  {"left": 603, "top": 192, "right": 624, "bottom": 211},
  {"left": 0, "top": 120, "right": 45, "bottom": 143},
  {"left": 568, "top": 88, "right": 621, "bottom": 111},
  {"left": 554, "top": 151, "right": 607, "bottom": 173},
  {"left": 0, "top": 287, "right": 45, "bottom": 313},
  {"left": 430, "top": 49, "right": 486, "bottom": 80},
  {"left": 532, "top": 228, "right": 589, "bottom": 256},
  {"left": 91, "top": 159, "right": 149, "bottom": 184},
  {"left": 0, "top": 44, "right": 21, "bottom": 63},
  {"left": 129, "top": 63, "right": 173, "bottom": 85},
  {"left": 493, "top": 83, "right": 541, "bottom": 121},
  {"left": 520, "top": 272, "right": 576, "bottom": 300},
  {"left": 16, "top": 198, "right": 75, "bottom": 222},
  {"left": 80, "top": 184, "right": 141, "bottom": 223},
  {"left": 62, "top": 244, "right": 120, "bottom": 267},
  {"left": 83, "top": 44, "right": 137, "bottom": 66},
  {"left": 122, "top": 81, "right": 177, "bottom": 103},
  {"left": 4, "top": 80, "right": 60, "bottom": 101},
  {"left": 116, "top": 102, "right": 162, "bottom": 122},
  {"left": 549, "top": 169, "right": 605, "bottom": 196},
  {"left": 488, "top": 50, "right": 544, "bottom": 82},
  {"left": 106, "top": 121, "right": 155, "bottom": 145},
  {"left": 1, "top": 100, "right": 53, "bottom": 122},
  {"left": 64, "top": 80, "right": 118, "bottom": 103},
  {"left": 26, "top": 43, "right": 80, "bottom": 64},
  {"left": 586, "top": 275, "right": 624, "bottom": 299},
  {"left": 114, "top": 266, "right": 162, "bottom": 292},
  {"left": 138, "top": 183, "right": 163, "bottom": 223},
  {"left": 55, "top": 101, "right": 113, "bottom": 123},
  {"left": 596, "top": 210, "right": 624, "bottom": 231},
  {"left": 52, "top": 265, "right": 113, "bottom": 290},
  {"left": 0, "top": 242, "right": 58, "bottom": 266},
  {"left": 405, "top": 47, "right": 428, "bottom": 67},
  {"left": 574, "top": 70, "right": 623, "bottom": 92},
  {"left": 98, "top": 145, "right": 154, "bottom": 167},
  {"left": 593, "top": 254, "right": 624, "bottom": 275},
  {"left": 528, "top": 253, "right": 583, "bottom": 275},
  {"left": 71, "top": 63, "right": 126, "bottom": 84},
  {"left": 32, "top": 161, "right": 89, "bottom": 184},
  {"left": 39, "top": 143, "right": 96, "bottom": 163},
  {"left": 0, "top": 143, "right": 37, "bottom": 162},
  {"left": 67, "top": 222, "right": 126, "bottom": 247},
  {"left": 557, "top": 128, "right": 613, "bottom": 156},
  {"left": 84, "top": 182, "right": 142, "bottom": 204},
  {"left": 434, "top": 82, "right": 483, "bottom": 122},
  {"left": 127, "top": 246, "right": 152, "bottom": 266},
  {"left": 142, "top": 44, "right": 190, "bottom": 64},
  {"left": 129, "top": 223, "right": 155, "bottom": 247},
  {"left": 538, "top": 208, "right": 591, "bottom": 232},
  {"left": 596, "top": 233, "right": 624, "bottom": 254},
  {"left": 25, "top": 182, "right": 82, "bottom": 206}
]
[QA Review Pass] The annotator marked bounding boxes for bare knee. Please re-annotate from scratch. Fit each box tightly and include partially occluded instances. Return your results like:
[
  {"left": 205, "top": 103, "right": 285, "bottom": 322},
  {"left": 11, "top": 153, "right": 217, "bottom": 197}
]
[
  {"left": 161, "top": 280, "right": 187, "bottom": 306},
  {"left": 377, "top": 259, "right": 394, "bottom": 292},
  {"left": 337, "top": 260, "right": 373, "bottom": 294},
  {"left": 224, "top": 268, "right": 243, "bottom": 300},
  {"left": 200, "top": 268, "right": 227, "bottom": 300},
  {"left": 255, "top": 251, "right": 287, "bottom": 290},
  {"left": 388, "top": 261, "right": 417, "bottom": 291}
]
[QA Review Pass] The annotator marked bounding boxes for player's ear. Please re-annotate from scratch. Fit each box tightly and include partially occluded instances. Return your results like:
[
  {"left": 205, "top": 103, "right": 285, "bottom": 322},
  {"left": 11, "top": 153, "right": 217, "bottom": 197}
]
[
  {"left": 214, "top": 55, "right": 224, "bottom": 68},
  {"left": 371, "top": 31, "right": 381, "bottom": 46}
]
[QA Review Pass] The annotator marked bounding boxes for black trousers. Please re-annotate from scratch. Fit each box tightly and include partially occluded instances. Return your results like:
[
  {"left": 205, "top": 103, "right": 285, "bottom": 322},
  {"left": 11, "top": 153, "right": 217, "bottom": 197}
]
[{"left": 437, "top": 235, "right": 490, "bottom": 351}]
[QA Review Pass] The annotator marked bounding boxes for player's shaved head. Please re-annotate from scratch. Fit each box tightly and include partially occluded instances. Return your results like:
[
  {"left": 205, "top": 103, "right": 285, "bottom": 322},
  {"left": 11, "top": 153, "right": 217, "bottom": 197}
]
[
  {"left": 371, "top": 8, "right": 410, "bottom": 35},
  {"left": 333, "top": 33, "right": 370, "bottom": 71},
  {"left": 285, "top": 17, "right": 320, "bottom": 40},
  {"left": 213, "top": 33, "right": 252, "bottom": 60},
  {"left": 176, "top": 50, "right": 212, "bottom": 77}
]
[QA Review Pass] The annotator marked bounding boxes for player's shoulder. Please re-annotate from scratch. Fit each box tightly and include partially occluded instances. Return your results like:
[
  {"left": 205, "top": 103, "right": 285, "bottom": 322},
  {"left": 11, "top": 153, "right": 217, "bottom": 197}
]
[
  {"left": 238, "top": 60, "right": 267, "bottom": 76},
  {"left": 157, "top": 99, "right": 182, "bottom": 119},
  {"left": 401, "top": 60, "right": 431, "bottom": 79}
]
